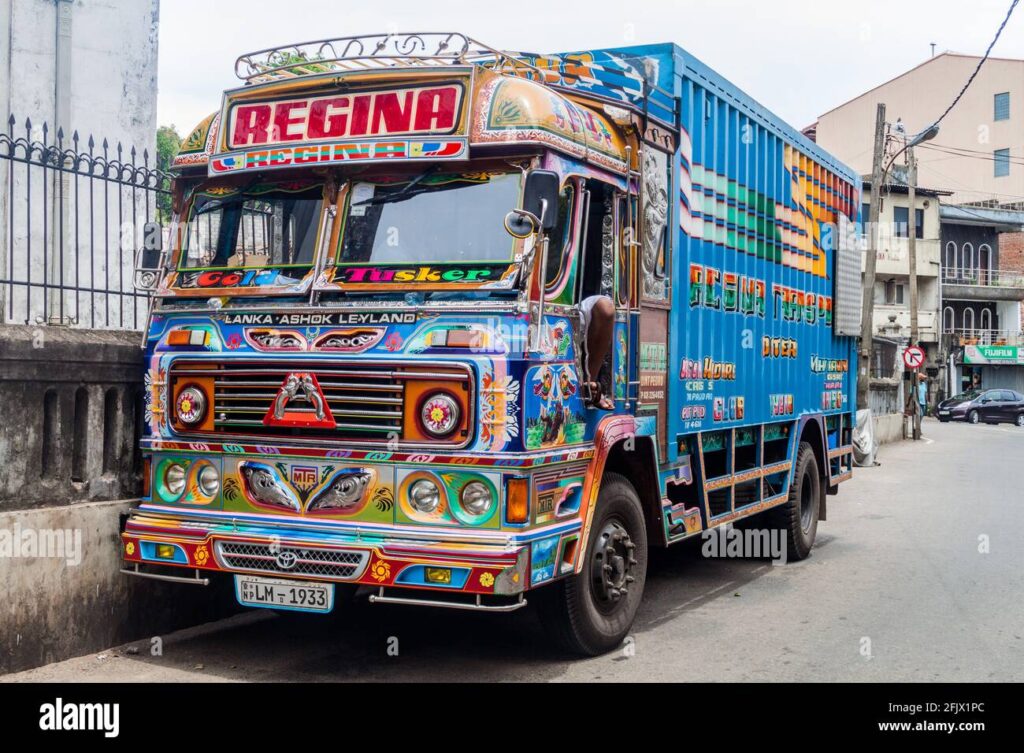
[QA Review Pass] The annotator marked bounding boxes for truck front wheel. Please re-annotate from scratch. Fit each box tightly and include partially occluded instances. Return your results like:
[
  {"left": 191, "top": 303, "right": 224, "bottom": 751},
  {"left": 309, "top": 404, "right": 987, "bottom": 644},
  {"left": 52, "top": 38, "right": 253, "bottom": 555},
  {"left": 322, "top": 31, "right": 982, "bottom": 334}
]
[{"left": 537, "top": 472, "right": 648, "bottom": 656}]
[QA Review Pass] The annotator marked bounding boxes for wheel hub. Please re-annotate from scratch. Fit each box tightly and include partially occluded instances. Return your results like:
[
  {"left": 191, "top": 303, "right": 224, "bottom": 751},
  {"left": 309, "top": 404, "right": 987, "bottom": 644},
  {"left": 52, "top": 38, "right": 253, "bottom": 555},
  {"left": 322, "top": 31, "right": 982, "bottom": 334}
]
[{"left": 591, "top": 519, "right": 637, "bottom": 610}]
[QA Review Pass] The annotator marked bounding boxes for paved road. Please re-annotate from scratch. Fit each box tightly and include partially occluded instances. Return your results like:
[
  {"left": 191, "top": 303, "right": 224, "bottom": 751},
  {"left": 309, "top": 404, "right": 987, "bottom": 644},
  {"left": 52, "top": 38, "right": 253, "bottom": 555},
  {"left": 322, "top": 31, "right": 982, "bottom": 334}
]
[{"left": 6, "top": 420, "right": 1023, "bottom": 682}]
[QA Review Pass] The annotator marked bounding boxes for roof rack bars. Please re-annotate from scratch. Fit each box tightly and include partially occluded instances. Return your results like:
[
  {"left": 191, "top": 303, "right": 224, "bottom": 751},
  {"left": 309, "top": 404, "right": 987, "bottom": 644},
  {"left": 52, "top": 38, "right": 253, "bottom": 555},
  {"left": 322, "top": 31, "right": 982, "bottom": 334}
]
[{"left": 235, "top": 32, "right": 546, "bottom": 84}]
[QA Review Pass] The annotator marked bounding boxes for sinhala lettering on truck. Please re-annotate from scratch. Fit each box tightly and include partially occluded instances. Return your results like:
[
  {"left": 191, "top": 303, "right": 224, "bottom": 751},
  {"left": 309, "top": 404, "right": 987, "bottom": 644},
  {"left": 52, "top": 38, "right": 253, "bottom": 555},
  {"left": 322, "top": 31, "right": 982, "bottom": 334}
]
[{"left": 124, "top": 32, "right": 861, "bottom": 656}]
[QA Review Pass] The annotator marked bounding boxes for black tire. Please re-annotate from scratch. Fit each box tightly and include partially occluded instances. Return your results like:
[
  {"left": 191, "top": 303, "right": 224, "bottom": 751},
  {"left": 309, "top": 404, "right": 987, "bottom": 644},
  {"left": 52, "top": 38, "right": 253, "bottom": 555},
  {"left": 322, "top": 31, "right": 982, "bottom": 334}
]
[
  {"left": 968, "top": 410, "right": 980, "bottom": 425},
  {"left": 537, "top": 472, "right": 648, "bottom": 656},
  {"left": 765, "top": 442, "right": 821, "bottom": 562},
  {"left": 1016, "top": 414, "right": 1024, "bottom": 428}
]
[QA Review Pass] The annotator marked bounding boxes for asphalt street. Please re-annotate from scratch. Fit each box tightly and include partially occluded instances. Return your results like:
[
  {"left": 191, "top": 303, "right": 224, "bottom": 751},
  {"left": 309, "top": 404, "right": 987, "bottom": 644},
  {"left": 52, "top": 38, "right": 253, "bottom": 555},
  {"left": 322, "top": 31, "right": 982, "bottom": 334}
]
[{"left": 6, "top": 419, "right": 1023, "bottom": 682}]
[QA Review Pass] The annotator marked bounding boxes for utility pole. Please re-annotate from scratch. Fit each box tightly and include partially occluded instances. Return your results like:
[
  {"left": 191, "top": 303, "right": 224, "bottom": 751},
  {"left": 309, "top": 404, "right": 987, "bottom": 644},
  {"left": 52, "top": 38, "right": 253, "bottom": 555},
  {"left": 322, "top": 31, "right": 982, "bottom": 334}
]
[
  {"left": 858, "top": 103, "right": 887, "bottom": 412},
  {"left": 906, "top": 147, "right": 922, "bottom": 440}
]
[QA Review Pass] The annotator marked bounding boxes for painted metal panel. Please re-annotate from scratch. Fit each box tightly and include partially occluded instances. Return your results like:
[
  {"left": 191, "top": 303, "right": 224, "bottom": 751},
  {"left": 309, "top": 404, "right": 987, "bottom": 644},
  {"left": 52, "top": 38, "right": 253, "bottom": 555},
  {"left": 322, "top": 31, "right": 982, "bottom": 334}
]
[{"left": 587, "top": 43, "right": 861, "bottom": 443}]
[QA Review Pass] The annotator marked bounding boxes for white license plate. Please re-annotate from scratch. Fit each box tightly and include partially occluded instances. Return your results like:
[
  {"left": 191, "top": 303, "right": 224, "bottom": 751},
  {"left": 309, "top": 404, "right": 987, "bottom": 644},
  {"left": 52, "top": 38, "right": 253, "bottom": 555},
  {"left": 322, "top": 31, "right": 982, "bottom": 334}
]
[
  {"left": 234, "top": 575, "right": 334, "bottom": 613},
  {"left": 939, "top": 410, "right": 951, "bottom": 415}
]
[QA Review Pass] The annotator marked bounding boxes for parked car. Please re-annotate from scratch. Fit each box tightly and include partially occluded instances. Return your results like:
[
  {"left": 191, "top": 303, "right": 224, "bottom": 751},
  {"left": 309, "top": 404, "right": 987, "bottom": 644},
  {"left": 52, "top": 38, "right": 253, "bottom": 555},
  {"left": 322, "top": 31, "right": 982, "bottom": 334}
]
[{"left": 937, "top": 389, "right": 1024, "bottom": 426}]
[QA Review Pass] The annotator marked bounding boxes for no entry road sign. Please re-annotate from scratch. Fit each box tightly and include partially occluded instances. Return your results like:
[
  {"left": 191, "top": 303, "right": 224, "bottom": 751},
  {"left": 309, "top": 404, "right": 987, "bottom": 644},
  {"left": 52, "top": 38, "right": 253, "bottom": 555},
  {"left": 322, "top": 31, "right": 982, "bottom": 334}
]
[{"left": 903, "top": 345, "right": 925, "bottom": 370}]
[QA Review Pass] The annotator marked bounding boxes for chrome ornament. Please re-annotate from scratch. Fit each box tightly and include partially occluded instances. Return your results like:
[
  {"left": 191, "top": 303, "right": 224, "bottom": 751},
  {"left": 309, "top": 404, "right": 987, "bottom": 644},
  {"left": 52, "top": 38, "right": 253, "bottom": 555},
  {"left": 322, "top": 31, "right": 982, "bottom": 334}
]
[
  {"left": 238, "top": 462, "right": 301, "bottom": 512},
  {"left": 307, "top": 470, "right": 374, "bottom": 512}
]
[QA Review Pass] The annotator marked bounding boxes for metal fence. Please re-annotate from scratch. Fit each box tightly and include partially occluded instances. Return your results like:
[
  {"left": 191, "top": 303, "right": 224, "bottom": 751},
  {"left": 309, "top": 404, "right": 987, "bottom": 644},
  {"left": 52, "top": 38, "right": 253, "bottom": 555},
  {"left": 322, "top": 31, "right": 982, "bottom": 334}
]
[{"left": 0, "top": 115, "right": 170, "bottom": 330}]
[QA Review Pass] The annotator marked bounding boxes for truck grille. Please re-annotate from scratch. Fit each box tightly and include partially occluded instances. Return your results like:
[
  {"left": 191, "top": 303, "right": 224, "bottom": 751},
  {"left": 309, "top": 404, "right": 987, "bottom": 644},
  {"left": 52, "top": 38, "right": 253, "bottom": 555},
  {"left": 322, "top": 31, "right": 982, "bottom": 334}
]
[
  {"left": 168, "top": 360, "right": 472, "bottom": 446},
  {"left": 214, "top": 541, "right": 369, "bottom": 580}
]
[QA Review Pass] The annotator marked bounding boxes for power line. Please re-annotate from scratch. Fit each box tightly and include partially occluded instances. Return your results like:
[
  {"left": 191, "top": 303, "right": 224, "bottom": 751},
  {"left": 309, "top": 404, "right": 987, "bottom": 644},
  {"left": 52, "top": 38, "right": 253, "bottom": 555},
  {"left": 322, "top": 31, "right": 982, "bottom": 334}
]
[
  {"left": 931, "top": 0, "right": 1021, "bottom": 128},
  {"left": 927, "top": 142, "right": 1022, "bottom": 160},
  {"left": 918, "top": 143, "right": 1024, "bottom": 167}
]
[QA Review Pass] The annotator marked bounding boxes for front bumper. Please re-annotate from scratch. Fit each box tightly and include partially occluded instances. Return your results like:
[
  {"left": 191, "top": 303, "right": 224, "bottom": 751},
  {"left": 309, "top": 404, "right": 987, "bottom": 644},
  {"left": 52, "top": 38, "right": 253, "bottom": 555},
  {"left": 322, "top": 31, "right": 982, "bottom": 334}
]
[{"left": 121, "top": 508, "right": 545, "bottom": 598}]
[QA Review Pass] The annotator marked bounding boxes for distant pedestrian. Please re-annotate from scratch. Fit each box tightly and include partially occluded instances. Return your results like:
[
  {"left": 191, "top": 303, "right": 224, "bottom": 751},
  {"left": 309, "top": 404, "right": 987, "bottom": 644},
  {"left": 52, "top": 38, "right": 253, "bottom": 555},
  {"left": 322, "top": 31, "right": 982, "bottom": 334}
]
[{"left": 917, "top": 373, "right": 928, "bottom": 417}]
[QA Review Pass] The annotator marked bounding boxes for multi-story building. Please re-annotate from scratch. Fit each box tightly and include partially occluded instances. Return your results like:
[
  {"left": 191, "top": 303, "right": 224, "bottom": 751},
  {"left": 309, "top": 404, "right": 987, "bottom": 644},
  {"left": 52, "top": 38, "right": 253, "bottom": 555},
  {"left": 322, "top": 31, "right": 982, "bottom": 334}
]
[
  {"left": 811, "top": 52, "right": 1024, "bottom": 402},
  {"left": 813, "top": 53, "right": 1023, "bottom": 208},
  {"left": 861, "top": 179, "right": 947, "bottom": 411},
  {"left": 940, "top": 205, "right": 1024, "bottom": 395},
  {"left": 863, "top": 180, "right": 946, "bottom": 360}
]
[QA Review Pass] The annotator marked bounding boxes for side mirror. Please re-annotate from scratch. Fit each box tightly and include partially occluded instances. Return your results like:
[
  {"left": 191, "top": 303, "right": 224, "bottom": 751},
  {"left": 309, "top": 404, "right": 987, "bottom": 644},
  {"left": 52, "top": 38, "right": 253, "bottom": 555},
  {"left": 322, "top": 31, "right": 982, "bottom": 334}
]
[
  {"left": 133, "top": 221, "right": 164, "bottom": 291},
  {"left": 504, "top": 170, "right": 561, "bottom": 238},
  {"left": 523, "top": 169, "right": 560, "bottom": 231}
]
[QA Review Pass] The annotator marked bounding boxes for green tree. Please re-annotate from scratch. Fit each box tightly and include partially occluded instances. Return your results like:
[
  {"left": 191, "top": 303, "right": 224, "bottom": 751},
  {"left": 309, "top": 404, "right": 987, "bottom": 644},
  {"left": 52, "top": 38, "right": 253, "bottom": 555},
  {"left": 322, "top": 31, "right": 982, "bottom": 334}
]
[{"left": 155, "top": 125, "right": 181, "bottom": 222}]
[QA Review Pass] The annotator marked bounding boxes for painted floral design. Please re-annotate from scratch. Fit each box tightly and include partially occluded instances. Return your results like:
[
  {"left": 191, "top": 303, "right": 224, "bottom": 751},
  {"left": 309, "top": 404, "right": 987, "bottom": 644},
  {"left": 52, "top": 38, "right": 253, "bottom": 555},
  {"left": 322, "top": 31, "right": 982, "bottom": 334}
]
[
  {"left": 193, "top": 545, "right": 210, "bottom": 566},
  {"left": 370, "top": 560, "right": 391, "bottom": 583},
  {"left": 479, "top": 572, "right": 495, "bottom": 588},
  {"left": 480, "top": 371, "right": 520, "bottom": 450}
]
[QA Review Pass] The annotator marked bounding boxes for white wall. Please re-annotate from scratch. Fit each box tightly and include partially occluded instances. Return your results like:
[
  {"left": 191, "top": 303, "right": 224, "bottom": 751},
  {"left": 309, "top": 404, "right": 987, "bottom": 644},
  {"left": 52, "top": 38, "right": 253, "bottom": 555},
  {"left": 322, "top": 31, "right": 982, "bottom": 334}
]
[{"left": 0, "top": 0, "right": 160, "bottom": 329}]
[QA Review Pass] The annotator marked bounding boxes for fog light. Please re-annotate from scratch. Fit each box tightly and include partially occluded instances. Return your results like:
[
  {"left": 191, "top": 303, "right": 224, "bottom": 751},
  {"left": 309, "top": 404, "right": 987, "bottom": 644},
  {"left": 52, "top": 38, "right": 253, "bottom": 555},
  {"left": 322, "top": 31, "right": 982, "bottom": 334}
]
[
  {"left": 156, "top": 544, "right": 176, "bottom": 560},
  {"left": 165, "top": 463, "right": 186, "bottom": 497},
  {"left": 197, "top": 464, "right": 220, "bottom": 497},
  {"left": 409, "top": 479, "right": 441, "bottom": 513},
  {"left": 425, "top": 567, "right": 452, "bottom": 585},
  {"left": 460, "top": 481, "right": 493, "bottom": 516}
]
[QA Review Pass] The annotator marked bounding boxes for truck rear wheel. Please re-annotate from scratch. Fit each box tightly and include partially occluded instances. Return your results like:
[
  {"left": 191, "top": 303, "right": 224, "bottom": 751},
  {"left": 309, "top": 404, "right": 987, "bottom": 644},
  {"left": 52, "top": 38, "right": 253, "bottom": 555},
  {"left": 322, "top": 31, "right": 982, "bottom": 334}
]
[
  {"left": 767, "top": 442, "right": 820, "bottom": 561},
  {"left": 537, "top": 472, "right": 647, "bottom": 656}
]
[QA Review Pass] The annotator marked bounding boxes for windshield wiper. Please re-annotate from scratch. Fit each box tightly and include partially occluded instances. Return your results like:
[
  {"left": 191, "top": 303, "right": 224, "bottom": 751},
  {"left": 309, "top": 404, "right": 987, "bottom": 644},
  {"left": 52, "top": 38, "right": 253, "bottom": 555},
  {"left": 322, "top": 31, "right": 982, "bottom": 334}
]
[
  {"left": 195, "top": 198, "right": 233, "bottom": 216},
  {"left": 352, "top": 165, "right": 442, "bottom": 208}
]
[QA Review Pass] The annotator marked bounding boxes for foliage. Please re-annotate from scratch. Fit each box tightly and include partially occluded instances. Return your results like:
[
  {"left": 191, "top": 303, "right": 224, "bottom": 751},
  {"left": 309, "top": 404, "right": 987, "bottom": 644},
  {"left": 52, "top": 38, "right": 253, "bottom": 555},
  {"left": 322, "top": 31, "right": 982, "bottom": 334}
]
[{"left": 155, "top": 125, "right": 181, "bottom": 222}]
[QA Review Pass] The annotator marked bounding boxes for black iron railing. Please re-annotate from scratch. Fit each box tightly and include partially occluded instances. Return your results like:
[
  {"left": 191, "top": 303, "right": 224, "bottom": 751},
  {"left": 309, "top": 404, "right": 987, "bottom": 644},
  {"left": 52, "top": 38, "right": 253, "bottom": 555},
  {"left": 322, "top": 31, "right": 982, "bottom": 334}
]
[{"left": 0, "top": 115, "right": 171, "bottom": 330}]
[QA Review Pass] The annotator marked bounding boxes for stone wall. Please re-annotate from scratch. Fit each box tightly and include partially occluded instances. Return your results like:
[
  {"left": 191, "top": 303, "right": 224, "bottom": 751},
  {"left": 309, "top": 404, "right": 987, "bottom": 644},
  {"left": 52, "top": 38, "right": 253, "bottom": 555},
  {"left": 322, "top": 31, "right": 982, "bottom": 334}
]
[
  {"left": 0, "top": 324, "right": 239, "bottom": 674},
  {"left": 0, "top": 324, "right": 143, "bottom": 507}
]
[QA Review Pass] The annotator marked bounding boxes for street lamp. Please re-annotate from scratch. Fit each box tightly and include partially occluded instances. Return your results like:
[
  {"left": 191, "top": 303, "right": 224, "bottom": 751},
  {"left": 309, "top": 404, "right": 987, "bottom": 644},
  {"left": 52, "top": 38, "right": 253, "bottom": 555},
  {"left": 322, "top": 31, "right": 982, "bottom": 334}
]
[{"left": 884, "top": 123, "right": 940, "bottom": 178}]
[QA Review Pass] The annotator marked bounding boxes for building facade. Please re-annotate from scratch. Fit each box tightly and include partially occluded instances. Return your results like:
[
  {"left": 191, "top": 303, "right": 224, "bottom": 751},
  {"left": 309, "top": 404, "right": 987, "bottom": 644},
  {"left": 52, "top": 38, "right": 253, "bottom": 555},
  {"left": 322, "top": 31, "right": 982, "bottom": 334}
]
[
  {"left": 940, "top": 205, "right": 1024, "bottom": 396},
  {"left": 861, "top": 180, "right": 947, "bottom": 412},
  {"left": 814, "top": 53, "right": 1024, "bottom": 209}
]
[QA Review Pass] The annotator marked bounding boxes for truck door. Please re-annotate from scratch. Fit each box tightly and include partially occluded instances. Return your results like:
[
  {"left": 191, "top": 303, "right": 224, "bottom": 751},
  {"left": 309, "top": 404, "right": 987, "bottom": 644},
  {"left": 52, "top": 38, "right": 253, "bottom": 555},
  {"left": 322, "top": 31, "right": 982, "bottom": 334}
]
[{"left": 636, "top": 144, "right": 673, "bottom": 462}]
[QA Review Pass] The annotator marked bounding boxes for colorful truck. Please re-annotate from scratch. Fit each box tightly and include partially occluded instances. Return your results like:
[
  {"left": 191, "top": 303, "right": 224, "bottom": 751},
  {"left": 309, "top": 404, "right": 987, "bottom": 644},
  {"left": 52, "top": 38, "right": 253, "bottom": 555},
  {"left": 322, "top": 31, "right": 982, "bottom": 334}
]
[{"left": 124, "top": 33, "right": 862, "bottom": 655}]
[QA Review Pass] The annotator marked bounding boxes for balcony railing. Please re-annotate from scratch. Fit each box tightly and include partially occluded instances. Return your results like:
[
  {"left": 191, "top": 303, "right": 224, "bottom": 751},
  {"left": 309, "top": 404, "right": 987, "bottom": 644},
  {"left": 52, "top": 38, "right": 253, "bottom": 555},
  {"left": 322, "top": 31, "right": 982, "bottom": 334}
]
[
  {"left": 943, "top": 328, "right": 1024, "bottom": 346},
  {"left": 942, "top": 269, "right": 1024, "bottom": 288}
]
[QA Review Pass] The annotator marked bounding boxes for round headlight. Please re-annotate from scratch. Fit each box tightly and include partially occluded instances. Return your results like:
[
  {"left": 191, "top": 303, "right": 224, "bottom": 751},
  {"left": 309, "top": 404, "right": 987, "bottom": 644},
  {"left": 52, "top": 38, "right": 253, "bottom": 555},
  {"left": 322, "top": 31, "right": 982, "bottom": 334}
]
[
  {"left": 460, "top": 481, "right": 493, "bottom": 517},
  {"left": 164, "top": 463, "right": 186, "bottom": 497},
  {"left": 175, "top": 385, "right": 207, "bottom": 426},
  {"left": 409, "top": 478, "right": 441, "bottom": 513},
  {"left": 419, "top": 393, "right": 460, "bottom": 438},
  {"left": 197, "top": 464, "right": 220, "bottom": 498}
]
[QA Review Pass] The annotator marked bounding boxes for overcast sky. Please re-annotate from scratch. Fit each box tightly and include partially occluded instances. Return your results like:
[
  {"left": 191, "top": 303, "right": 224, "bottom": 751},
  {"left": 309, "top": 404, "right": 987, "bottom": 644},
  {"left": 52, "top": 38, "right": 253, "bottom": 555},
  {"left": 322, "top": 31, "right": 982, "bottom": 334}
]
[{"left": 157, "top": 0, "right": 1024, "bottom": 135}]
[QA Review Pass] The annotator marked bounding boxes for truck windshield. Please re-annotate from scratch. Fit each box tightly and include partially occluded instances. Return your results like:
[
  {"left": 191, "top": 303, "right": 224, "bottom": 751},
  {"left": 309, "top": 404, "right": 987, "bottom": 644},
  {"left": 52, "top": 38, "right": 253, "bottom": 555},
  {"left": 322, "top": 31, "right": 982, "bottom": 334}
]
[
  {"left": 180, "top": 185, "right": 323, "bottom": 270},
  {"left": 338, "top": 171, "right": 520, "bottom": 266}
]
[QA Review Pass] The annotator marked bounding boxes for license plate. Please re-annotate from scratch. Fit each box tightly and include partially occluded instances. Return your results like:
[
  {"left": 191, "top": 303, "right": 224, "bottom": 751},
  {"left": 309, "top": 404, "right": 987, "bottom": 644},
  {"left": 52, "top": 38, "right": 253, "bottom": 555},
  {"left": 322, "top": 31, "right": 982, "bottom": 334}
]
[
  {"left": 940, "top": 410, "right": 951, "bottom": 415},
  {"left": 234, "top": 575, "right": 334, "bottom": 613}
]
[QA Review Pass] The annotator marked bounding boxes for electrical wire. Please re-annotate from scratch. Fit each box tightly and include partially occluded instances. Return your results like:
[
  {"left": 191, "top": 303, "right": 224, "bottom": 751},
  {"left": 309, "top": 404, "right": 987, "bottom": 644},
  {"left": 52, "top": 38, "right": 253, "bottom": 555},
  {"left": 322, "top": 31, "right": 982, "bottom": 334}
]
[
  {"left": 918, "top": 143, "right": 1024, "bottom": 167},
  {"left": 931, "top": 0, "right": 1021, "bottom": 128}
]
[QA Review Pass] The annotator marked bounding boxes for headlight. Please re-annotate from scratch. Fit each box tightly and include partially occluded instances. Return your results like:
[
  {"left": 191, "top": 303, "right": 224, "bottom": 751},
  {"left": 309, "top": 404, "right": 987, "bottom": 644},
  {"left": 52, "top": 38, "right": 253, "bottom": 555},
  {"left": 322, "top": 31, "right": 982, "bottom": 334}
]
[
  {"left": 175, "top": 385, "right": 207, "bottom": 426},
  {"left": 164, "top": 463, "right": 186, "bottom": 497},
  {"left": 409, "top": 478, "right": 441, "bottom": 513},
  {"left": 419, "top": 393, "right": 460, "bottom": 438},
  {"left": 460, "top": 481, "right": 493, "bottom": 516},
  {"left": 197, "top": 464, "right": 220, "bottom": 497}
]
